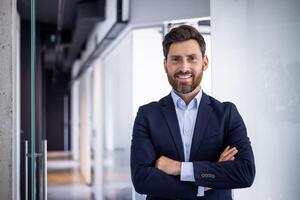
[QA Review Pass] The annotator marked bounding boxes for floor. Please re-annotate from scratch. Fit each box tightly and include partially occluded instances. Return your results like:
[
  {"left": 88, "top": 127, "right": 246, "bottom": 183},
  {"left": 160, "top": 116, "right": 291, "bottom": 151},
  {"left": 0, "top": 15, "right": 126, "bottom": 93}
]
[
  {"left": 102, "top": 149, "right": 132, "bottom": 200},
  {"left": 47, "top": 151, "right": 93, "bottom": 200},
  {"left": 47, "top": 150, "right": 133, "bottom": 200}
]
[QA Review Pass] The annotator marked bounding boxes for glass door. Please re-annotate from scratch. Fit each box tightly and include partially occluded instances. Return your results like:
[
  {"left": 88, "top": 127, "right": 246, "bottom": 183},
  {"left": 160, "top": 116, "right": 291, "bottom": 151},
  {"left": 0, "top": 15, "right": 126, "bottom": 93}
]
[{"left": 23, "top": 0, "right": 47, "bottom": 199}]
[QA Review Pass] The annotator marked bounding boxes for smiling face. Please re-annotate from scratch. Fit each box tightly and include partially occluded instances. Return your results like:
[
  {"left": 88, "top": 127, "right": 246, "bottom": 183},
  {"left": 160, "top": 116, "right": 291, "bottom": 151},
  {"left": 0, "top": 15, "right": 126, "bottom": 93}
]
[{"left": 164, "top": 39, "right": 208, "bottom": 95}]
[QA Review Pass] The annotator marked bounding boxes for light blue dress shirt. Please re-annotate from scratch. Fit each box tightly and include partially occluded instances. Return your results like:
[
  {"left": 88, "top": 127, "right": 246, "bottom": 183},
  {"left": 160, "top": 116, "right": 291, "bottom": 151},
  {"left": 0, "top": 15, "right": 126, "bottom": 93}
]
[{"left": 171, "top": 90, "right": 204, "bottom": 197}]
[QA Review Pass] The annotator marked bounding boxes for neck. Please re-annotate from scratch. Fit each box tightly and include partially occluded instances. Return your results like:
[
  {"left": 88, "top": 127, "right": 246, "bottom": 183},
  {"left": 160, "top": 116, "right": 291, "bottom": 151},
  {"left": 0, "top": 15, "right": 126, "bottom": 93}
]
[{"left": 176, "top": 85, "right": 201, "bottom": 105}]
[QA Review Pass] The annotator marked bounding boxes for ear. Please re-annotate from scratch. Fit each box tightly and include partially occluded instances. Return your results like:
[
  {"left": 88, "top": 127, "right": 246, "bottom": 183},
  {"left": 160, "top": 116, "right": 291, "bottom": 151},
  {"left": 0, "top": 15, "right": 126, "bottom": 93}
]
[
  {"left": 203, "top": 55, "right": 209, "bottom": 71},
  {"left": 164, "top": 59, "right": 167, "bottom": 73}
]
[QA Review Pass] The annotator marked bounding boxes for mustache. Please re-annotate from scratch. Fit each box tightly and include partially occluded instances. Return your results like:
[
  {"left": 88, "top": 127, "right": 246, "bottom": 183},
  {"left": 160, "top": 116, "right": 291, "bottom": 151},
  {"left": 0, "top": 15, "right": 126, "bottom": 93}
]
[{"left": 174, "top": 71, "right": 194, "bottom": 76}]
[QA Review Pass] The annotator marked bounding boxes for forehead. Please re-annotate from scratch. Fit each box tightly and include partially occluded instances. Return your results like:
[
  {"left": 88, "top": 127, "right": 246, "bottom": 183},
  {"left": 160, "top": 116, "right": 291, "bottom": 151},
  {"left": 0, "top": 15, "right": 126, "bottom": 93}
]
[{"left": 168, "top": 39, "right": 201, "bottom": 56}]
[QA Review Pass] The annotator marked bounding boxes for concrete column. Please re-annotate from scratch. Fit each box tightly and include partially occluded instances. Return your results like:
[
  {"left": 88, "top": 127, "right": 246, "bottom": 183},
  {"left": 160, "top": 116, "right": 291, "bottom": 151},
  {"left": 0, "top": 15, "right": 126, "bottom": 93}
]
[{"left": 0, "top": 0, "right": 19, "bottom": 199}]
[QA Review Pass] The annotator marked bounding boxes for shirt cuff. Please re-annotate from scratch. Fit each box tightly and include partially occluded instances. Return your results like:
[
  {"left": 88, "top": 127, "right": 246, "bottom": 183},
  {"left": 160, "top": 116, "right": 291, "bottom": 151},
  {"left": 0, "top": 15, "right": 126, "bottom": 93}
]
[
  {"left": 180, "top": 162, "right": 195, "bottom": 182},
  {"left": 197, "top": 186, "right": 204, "bottom": 196}
]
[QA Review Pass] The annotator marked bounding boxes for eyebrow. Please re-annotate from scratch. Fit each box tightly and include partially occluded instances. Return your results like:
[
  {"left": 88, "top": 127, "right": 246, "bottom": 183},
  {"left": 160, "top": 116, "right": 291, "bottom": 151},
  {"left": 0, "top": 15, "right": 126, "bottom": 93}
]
[{"left": 168, "top": 54, "right": 200, "bottom": 58}]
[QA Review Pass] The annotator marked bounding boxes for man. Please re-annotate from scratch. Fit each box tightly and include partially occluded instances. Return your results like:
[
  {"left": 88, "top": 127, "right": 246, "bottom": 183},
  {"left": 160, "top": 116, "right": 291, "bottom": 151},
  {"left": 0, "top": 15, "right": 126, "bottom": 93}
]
[{"left": 130, "top": 25, "right": 255, "bottom": 199}]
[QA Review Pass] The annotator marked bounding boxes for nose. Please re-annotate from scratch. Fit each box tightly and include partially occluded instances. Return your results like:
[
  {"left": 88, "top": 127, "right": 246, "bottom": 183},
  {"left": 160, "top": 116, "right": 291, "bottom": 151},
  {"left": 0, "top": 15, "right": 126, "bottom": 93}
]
[{"left": 180, "top": 58, "right": 190, "bottom": 73}]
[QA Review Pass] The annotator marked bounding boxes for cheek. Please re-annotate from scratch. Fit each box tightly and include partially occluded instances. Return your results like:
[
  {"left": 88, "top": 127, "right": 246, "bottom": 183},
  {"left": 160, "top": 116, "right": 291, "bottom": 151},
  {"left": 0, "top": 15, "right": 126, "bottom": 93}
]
[
  {"left": 165, "top": 65, "right": 177, "bottom": 75},
  {"left": 191, "top": 65, "right": 203, "bottom": 73}
]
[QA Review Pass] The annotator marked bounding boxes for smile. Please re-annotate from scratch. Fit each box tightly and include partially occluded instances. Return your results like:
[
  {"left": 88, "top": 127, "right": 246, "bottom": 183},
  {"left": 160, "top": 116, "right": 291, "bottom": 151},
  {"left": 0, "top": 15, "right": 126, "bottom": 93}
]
[{"left": 175, "top": 74, "right": 192, "bottom": 80}]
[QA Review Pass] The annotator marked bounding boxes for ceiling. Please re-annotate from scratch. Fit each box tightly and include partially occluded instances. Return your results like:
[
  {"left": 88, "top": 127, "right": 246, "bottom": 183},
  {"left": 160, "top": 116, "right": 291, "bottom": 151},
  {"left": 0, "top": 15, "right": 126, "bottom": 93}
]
[
  {"left": 18, "top": 0, "right": 81, "bottom": 31},
  {"left": 17, "top": 0, "right": 106, "bottom": 73}
]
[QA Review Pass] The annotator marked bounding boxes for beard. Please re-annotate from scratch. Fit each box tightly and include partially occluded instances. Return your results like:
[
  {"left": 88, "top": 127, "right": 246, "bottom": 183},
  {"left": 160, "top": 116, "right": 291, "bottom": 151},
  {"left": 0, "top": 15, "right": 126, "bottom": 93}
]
[{"left": 166, "top": 67, "right": 204, "bottom": 94}]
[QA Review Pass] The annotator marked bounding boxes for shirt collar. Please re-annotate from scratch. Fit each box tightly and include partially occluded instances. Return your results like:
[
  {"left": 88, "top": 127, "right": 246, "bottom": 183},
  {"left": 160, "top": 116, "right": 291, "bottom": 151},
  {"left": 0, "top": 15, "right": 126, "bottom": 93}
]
[{"left": 171, "top": 89, "right": 203, "bottom": 110}]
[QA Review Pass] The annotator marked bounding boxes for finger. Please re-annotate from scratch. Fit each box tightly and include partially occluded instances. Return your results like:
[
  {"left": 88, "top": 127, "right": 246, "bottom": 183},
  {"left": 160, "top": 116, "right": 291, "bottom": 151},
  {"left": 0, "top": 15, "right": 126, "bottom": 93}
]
[
  {"left": 155, "top": 157, "right": 162, "bottom": 168},
  {"left": 219, "top": 147, "right": 237, "bottom": 161},
  {"left": 223, "top": 147, "right": 236, "bottom": 157},
  {"left": 155, "top": 159, "right": 159, "bottom": 168},
  {"left": 219, "top": 146, "right": 230, "bottom": 158},
  {"left": 222, "top": 149, "right": 238, "bottom": 161},
  {"left": 220, "top": 147, "right": 236, "bottom": 161},
  {"left": 223, "top": 149, "right": 238, "bottom": 160},
  {"left": 223, "top": 146, "right": 230, "bottom": 153},
  {"left": 230, "top": 156, "right": 235, "bottom": 161}
]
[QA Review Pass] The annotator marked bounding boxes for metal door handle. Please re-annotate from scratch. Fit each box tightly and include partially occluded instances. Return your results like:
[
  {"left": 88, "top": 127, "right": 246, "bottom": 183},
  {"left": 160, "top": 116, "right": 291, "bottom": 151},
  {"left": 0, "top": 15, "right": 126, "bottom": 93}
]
[
  {"left": 43, "top": 140, "right": 47, "bottom": 200},
  {"left": 24, "top": 140, "right": 48, "bottom": 200},
  {"left": 25, "top": 140, "right": 28, "bottom": 200}
]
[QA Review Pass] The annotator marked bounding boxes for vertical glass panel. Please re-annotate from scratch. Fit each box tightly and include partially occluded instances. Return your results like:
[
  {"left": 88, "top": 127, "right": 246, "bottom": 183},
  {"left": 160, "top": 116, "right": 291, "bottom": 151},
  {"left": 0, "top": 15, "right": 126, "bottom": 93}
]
[
  {"left": 30, "top": 0, "right": 36, "bottom": 199},
  {"left": 103, "top": 31, "right": 133, "bottom": 200}
]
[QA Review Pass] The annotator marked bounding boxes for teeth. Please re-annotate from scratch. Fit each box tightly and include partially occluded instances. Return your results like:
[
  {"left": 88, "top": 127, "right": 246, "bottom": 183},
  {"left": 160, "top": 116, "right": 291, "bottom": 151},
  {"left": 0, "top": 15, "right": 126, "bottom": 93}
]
[{"left": 177, "top": 74, "right": 192, "bottom": 79}]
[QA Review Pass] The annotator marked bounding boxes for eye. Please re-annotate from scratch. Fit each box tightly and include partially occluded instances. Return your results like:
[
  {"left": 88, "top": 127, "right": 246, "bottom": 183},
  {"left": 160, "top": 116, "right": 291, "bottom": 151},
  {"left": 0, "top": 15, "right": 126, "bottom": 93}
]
[
  {"left": 170, "top": 57, "right": 181, "bottom": 63},
  {"left": 188, "top": 55, "right": 198, "bottom": 62}
]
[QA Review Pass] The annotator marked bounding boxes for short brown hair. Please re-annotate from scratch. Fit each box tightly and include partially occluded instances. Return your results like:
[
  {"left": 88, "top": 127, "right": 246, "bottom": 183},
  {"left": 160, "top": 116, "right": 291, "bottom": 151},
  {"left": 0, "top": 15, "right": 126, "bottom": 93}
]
[{"left": 162, "top": 25, "right": 206, "bottom": 59}]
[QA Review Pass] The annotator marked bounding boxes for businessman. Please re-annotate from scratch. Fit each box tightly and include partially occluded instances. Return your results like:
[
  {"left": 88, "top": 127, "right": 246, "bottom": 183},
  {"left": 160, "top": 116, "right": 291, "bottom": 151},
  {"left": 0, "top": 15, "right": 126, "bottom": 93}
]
[{"left": 130, "top": 25, "right": 255, "bottom": 199}]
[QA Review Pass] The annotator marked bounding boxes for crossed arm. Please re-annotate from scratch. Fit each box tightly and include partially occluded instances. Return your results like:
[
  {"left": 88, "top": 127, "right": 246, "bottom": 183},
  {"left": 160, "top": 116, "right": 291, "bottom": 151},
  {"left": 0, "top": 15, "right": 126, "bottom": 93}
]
[
  {"left": 131, "top": 104, "right": 255, "bottom": 198},
  {"left": 155, "top": 146, "right": 238, "bottom": 191}
]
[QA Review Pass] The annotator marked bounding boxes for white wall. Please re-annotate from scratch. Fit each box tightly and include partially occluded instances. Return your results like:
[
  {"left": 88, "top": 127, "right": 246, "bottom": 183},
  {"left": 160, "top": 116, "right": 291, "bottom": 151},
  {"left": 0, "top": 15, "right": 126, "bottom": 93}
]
[
  {"left": 91, "top": 59, "right": 104, "bottom": 200},
  {"left": 201, "top": 33, "right": 212, "bottom": 96},
  {"left": 71, "top": 80, "right": 80, "bottom": 161},
  {"left": 103, "top": 31, "right": 133, "bottom": 152},
  {"left": 102, "top": 30, "right": 133, "bottom": 199},
  {"left": 71, "top": 60, "right": 81, "bottom": 161},
  {"left": 132, "top": 27, "right": 170, "bottom": 115},
  {"left": 78, "top": 70, "right": 92, "bottom": 184},
  {"left": 211, "top": 0, "right": 300, "bottom": 199}
]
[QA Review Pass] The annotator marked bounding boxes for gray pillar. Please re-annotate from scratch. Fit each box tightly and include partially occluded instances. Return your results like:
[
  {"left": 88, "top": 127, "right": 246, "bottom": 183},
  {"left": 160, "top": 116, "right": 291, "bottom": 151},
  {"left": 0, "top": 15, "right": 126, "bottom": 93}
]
[{"left": 0, "top": 0, "right": 19, "bottom": 199}]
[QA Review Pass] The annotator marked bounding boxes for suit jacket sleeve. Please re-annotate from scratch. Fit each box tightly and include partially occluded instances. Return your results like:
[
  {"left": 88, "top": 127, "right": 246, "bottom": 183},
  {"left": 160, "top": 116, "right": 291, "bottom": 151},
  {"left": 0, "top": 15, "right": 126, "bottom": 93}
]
[
  {"left": 193, "top": 103, "right": 255, "bottom": 189},
  {"left": 130, "top": 106, "right": 198, "bottom": 199}
]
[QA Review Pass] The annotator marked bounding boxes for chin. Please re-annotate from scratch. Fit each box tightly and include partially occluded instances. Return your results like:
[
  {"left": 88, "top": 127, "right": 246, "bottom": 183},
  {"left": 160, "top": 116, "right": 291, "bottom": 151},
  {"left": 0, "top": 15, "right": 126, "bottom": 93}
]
[{"left": 175, "top": 87, "right": 195, "bottom": 94}]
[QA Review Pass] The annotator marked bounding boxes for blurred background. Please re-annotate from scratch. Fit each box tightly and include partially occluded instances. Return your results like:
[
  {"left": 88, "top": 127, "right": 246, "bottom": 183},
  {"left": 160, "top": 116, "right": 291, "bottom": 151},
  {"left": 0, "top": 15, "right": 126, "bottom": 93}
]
[{"left": 0, "top": 0, "right": 299, "bottom": 199}]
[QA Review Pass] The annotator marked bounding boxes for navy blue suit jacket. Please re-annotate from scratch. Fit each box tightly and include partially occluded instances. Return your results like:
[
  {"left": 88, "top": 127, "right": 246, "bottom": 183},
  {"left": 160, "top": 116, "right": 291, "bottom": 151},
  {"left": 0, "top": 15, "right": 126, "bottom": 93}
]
[{"left": 130, "top": 92, "right": 255, "bottom": 199}]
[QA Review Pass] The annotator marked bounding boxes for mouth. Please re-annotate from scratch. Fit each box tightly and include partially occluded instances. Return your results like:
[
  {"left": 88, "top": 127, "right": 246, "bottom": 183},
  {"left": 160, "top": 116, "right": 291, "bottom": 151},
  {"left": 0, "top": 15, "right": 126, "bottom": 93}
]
[{"left": 175, "top": 74, "right": 193, "bottom": 80}]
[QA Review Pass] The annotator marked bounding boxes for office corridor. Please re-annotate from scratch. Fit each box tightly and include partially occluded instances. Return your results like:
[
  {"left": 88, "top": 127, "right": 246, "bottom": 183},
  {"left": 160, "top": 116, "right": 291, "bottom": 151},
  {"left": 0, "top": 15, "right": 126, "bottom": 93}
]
[{"left": 47, "top": 152, "right": 93, "bottom": 200}]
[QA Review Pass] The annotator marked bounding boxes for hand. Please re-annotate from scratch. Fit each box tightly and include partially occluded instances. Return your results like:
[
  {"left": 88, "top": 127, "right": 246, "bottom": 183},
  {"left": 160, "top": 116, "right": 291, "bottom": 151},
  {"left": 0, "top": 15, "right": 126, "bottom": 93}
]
[
  {"left": 155, "top": 156, "right": 181, "bottom": 176},
  {"left": 218, "top": 146, "right": 238, "bottom": 162},
  {"left": 205, "top": 146, "right": 238, "bottom": 191}
]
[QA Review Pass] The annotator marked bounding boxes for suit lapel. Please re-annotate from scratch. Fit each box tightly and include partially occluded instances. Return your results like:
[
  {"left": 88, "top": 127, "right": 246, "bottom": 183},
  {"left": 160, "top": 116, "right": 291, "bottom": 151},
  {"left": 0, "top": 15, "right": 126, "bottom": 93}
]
[
  {"left": 190, "top": 92, "right": 213, "bottom": 160},
  {"left": 160, "top": 95, "right": 185, "bottom": 161}
]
